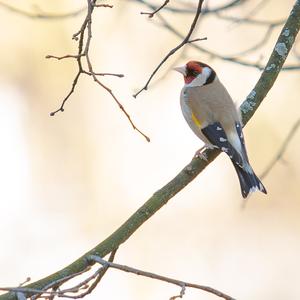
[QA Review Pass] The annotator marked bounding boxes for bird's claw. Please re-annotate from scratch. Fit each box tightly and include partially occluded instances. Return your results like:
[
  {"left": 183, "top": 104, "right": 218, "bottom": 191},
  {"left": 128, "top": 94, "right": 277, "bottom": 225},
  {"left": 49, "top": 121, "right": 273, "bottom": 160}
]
[
  {"left": 194, "top": 145, "right": 217, "bottom": 161},
  {"left": 194, "top": 146, "right": 208, "bottom": 161}
]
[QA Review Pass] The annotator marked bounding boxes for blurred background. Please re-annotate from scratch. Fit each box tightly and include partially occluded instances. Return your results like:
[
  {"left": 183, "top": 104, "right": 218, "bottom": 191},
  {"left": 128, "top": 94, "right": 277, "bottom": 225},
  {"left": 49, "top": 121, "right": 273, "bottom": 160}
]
[{"left": 0, "top": 0, "right": 300, "bottom": 299}]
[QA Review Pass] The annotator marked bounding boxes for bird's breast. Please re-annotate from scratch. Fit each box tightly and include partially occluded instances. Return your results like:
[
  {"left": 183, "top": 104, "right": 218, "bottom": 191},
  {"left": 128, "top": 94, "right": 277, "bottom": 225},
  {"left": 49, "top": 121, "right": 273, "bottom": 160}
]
[{"left": 180, "top": 88, "right": 204, "bottom": 129}]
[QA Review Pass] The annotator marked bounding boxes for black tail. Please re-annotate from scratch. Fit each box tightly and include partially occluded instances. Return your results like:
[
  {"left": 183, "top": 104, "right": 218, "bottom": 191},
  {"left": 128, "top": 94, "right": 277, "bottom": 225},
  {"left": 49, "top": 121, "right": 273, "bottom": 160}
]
[
  {"left": 233, "top": 163, "right": 267, "bottom": 198},
  {"left": 200, "top": 121, "right": 267, "bottom": 198}
]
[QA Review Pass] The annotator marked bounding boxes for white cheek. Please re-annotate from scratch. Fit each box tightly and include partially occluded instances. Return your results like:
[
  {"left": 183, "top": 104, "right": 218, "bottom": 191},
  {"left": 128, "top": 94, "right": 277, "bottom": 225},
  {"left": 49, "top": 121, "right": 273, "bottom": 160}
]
[
  {"left": 185, "top": 74, "right": 206, "bottom": 87},
  {"left": 184, "top": 67, "right": 211, "bottom": 88}
]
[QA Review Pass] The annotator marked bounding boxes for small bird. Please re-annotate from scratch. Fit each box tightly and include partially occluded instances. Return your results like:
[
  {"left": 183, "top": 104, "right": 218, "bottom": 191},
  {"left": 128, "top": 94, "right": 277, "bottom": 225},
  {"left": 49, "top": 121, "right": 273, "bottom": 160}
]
[{"left": 174, "top": 60, "right": 267, "bottom": 198}]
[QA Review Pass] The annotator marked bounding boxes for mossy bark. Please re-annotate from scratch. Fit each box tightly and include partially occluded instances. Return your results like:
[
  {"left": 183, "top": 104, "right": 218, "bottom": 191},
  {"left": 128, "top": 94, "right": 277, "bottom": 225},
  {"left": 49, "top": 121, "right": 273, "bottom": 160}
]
[{"left": 1, "top": 1, "right": 300, "bottom": 299}]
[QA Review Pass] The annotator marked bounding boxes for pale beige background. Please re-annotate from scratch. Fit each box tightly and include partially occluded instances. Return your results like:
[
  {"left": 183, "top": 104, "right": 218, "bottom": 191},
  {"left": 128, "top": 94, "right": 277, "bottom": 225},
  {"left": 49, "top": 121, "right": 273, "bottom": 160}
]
[{"left": 0, "top": 1, "right": 300, "bottom": 299}]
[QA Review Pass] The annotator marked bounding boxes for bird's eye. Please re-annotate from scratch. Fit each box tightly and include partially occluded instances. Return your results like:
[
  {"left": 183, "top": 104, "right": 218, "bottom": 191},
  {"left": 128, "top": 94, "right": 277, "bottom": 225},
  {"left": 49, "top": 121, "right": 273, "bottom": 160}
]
[{"left": 188, "top": 69, "right": 199, "bottom": 77}]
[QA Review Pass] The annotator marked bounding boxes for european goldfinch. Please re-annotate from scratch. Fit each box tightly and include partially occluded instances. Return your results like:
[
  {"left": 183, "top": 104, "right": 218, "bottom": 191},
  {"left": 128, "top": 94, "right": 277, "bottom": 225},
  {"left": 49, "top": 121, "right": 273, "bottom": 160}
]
[{"left": 174, "top": 60, "right": 267, "bottom": 198}]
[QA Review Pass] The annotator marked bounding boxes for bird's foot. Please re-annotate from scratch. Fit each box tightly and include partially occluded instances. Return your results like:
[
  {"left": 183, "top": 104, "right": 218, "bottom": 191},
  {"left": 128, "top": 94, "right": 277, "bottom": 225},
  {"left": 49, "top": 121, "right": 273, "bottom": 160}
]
[
  {"left": 194, "top": 145, "right": 216, "bottom": 161},
  {"left": 194, "top": 146, "right": 208, "bottom": 160}
]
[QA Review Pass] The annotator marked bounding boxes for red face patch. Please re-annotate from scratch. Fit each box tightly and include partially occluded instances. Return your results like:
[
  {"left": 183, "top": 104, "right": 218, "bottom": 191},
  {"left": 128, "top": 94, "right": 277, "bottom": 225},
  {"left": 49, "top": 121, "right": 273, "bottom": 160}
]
[
  {"left": 186, "top": 61, "right": 203, "bottom": 73},
  {"left": 183, "top": 61, "right": 203, "bottom": 83},
  {"left": 184, "top": 76, "right": 195, "bottom": 84}
]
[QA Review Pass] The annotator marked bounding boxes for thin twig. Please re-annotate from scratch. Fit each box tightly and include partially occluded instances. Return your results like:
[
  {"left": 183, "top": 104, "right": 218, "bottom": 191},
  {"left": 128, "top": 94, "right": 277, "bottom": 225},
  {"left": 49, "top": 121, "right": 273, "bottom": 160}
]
[
  {"left": 216, "top": 13, "right": 285, "bottom": 27},
  {"left": 93, "top": 4, "right": 113, "bottom": 8},
  {"left": 239, "top": 0, "right": 271, "bottom": 24},
  {"left": 83, "top": 71, "right": 124, "bottom": 77},
  {"left": 1, "top": 2, "right": 300, "bottom": 300},
  {"left": 50, "top": 72, "right": 81, "bottom": 116},
  {"left": 64, "top": 248, "right": 118, "bottom": 299},
  {"left": 140, "top": 0, "right": 170, "bottom": 18},
  {"left": 133, "top": 0, "right": 245, "bottom": 15},
  {"left": 133, "top": 0, "right": 204, "bottom": 98},
  {"left": 18, "top": 278, "right": 31, "bottom": 287},
  {"left": 31, "top": 267, "right": 92, "bottom": 300},
  {"left": 48, "top": 0, "right": 150, "bottom": 142},
  {"left": 187, "top": 37, "right": 207, "bottom": 43},
  {"left": 169, "top": 284, "right": 186, "bottom": 300},
  {"left": 0, "top": 250, "right": 118, "bottom": 299},
  {"left": 156, "top": 13, "right": 300, "bottom": 71},
  {"left": 89, "top": 255, "right": 236, "bottom": 300},
  {"left": 261, "top": 118, "right": 300, "bottom": 179},
  {"left": 242, "top": 117, "right": 300, "bottom": 209},
  {"left": 83, "top": 2, "right": 150, "bottom": 141},
  {"left": 226, "top": 25, "right": 274, "bottom": 57},
  {"left": 46, "top": 54, "right": 84, "bottom": 60}
]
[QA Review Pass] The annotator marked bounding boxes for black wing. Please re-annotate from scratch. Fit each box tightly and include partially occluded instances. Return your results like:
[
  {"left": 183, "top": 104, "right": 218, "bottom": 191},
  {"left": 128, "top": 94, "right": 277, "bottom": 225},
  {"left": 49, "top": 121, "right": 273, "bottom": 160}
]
[
  {"left": 201, "top": 122, "right": 244, "bottom": 168},
  {"left": 234, "top": 122, "right": 249, "bottom": 163},
  {"left": 202, "top": 122, "right": 267, "bottom": 198}
]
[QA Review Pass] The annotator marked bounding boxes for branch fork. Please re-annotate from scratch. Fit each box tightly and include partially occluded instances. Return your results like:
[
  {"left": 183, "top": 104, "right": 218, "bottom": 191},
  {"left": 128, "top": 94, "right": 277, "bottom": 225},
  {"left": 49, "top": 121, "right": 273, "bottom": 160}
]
[{"left": 48, "top": 0, "right": 150, "bottom": 142}]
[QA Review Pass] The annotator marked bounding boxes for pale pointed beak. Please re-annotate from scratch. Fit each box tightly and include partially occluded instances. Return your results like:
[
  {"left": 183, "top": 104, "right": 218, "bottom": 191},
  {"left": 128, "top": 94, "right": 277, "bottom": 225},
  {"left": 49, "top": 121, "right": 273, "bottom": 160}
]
[{"left": 173, "top": 65, "right": 186, "bottom": 76}]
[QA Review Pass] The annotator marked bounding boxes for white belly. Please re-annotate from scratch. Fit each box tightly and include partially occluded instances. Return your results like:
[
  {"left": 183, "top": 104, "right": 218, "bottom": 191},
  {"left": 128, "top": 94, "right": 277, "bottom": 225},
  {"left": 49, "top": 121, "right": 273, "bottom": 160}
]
[{"left": 180, "top": 88, "right": 211, "bottom": 145}]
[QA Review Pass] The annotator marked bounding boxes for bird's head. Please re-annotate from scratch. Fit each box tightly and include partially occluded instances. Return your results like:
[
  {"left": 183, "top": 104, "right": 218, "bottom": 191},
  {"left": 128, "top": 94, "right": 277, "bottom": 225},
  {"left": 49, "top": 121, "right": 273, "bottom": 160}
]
[{"left": 174, "top": 61, "right": 216, "bottom": 87}]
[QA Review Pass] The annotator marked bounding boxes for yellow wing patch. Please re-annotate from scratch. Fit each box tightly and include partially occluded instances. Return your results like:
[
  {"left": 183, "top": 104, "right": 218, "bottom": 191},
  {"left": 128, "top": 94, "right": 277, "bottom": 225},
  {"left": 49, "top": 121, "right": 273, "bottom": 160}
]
[{"left": 192, "top": 112, "right": 202, "bottom": 127}]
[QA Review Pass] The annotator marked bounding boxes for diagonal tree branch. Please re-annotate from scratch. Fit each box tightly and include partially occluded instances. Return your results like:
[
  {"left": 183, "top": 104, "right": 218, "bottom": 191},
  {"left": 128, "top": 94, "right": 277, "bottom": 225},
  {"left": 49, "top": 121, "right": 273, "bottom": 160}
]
[
  {"left": 140, "top": 0, "right": 170, "bottom": 17},
  {"left": 47, "top": 0, "right": 150, "bottom": 142},
  {"left": 1, "top": 1, "right": 300, "bottom": 299},
  {"left": 260, "top": 118, "right": 300, "bottom": 179},
  {"left": 89, "top": 255, "right": 235, "bottom": 300},
  {"left": 0, "top": 250, "right": 118, "bottom": 299},
  {"left": 133, "top": 0, "right": 205, "bottom": 98},
  {"left": 156, "top": 13, "right": 300, "bottom": 70}
]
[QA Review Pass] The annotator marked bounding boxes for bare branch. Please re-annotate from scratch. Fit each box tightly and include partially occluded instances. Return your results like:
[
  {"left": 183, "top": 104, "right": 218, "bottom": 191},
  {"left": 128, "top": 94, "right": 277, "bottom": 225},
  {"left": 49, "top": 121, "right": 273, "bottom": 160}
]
[
  {"left": 61, "top": 249, "right": 118, "bottom": 299},
  {"left": 89, "top": 255, "right": 236, "bottom": 300},
  {"left": 83, "top": 5, "right": 150, "bottom": 141},
  {"left": 216, "top": 13, "right": 285, "bottom": 27},
  {"left": 260, "top": 118, "right": 300, "bottom": 179},
  {"left": 202, "top": 0, "right": 246, "bottom": 14},
  {"left": 18, "top": 278, "right": 31, "bottom": 287},
  {"left": 83, "top": 71, "right": 124, "bottom": 77},
  {"left": 187, "top": 37, "right": 207, "bottom": 43},
  {"left": 1, "top": 1, "right": 300, "bottom": 300},
  {"left": 30, "top": 267, "right": 92, "bottom": 300},
  {"left": 48, "top": 0, "right": 150, "bottom": 142},
  {"left": 132, "top": 0, "right": 246, "bottom": 15},
  {"left": 140, "top": 0, "right": 170, "bottom": 18},
  {"left": 0, "top": 250, "right": 118, "bottom": 300},
  {"left": 145, "top": 45, "right": 189, "bottom": 89},
  {"left": 133, "top": 0, "right": 204, "bottom": 98},
  {"left": 46, "top": 54, "right": 84, "bottom": 60},
  {"left": 169, "top": 285, "right": 185, "bottom": 300},
  {"left": 243, "top": 117, "right": 300, "bottom": 209},
  {"left": 50, "top": 72, "right": 81, "bottom": 116},
  {"left": 93, "top": 4, "right": 113, "bottom": 8},
  {"left": 226, "top": 26, "right": 274, "bottom": 57},
  {"left": 71, "top": 249, "right": 118, "bottom": 299},
  {"left": 156, "top": 13, "right": 300, "bottom": 71}
]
